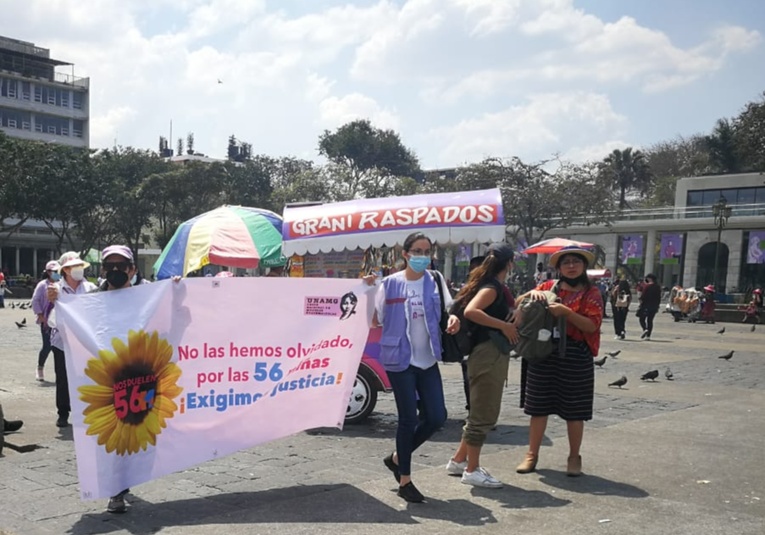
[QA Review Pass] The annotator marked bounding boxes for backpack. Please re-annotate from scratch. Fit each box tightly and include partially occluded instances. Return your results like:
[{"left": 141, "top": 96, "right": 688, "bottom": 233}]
[
  {"left": 514, "top": 281, "right": 565, "bottom": 364},
  {"left": 447, "top": 298, "right": 476, "bottom": 356}
]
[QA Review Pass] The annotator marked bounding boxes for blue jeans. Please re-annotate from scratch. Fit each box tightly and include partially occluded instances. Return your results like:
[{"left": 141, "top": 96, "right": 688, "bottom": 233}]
[
  {"left": 387, "top": 363, "right": 447, "bottom": 476},
  {"left": 38, "top": 324, "right": 52, "bottom": 368}
]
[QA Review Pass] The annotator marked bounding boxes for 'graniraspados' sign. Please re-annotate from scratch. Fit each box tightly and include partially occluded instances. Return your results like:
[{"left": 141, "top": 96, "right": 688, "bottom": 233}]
[{"left": 290, "top": 204, "right": 499, "bottom": 238}]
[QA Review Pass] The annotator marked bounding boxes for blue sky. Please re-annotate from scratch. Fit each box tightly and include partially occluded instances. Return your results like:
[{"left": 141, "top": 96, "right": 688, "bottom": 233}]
[{"left": 1, "top": 0, "right": 763, "bottom": 169}]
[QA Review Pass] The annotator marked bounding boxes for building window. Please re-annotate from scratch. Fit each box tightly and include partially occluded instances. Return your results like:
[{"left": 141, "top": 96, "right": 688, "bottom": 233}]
[
  {"left": 34, "top": 123, "right": 42, "bottom": 132},
  {"left": 47, "top": 125, "right": 56, "bottom": 134},
  {"left": 7, "top": 119, "right": 16, "bottom": 128},
  {"left": 61, "top": 127, "right": 69, "bottom": 136},
  {"left": 73, "top": 92, "right": 83, "bottom": 110},
  {"left": 61, "top": 92, "right": 69, "bottom": 107},
  {"left": 21, "top": 82, "right": 31, "bottom": 101},
  {"left": 34, "top": 86, "right": 42, "bottom": 102},
  {"left": 22, "top": 121, "right": 30, "bottom": 130}
]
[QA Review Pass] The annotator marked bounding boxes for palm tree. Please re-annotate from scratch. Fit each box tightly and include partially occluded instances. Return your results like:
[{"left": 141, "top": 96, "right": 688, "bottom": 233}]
[{"left": 601, "top": 147, "right": 654, "bottom": 209}]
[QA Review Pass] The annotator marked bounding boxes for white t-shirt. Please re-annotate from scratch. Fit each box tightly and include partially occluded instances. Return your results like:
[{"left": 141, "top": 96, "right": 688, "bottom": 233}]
[{"left": 374, "top": 271, "right": 452, "bottom": 369}]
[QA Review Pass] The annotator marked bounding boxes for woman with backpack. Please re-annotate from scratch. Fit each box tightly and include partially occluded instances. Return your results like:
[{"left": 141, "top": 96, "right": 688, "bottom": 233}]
[
  {"left": 515, "top": 245, "right": 603, "bottom": 477},
  {"left": 445, "top": 243, "right": 519, "bottom": 489}
]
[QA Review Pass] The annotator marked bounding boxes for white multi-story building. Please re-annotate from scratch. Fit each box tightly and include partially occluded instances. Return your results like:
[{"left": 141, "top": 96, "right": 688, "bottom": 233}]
[{"left": 0, "top": 35, "right": 89, "bottom": 148}]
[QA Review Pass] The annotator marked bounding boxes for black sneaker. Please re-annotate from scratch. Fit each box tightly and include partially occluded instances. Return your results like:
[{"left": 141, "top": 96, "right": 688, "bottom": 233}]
[
  {"left": 56, "top": 417, "right": 69, "bottom": 428},
  {"left": 3, "top": 419, "right": 23, "bottom": 433},
  {"left": 640, "top": 331, "right": 648, "bottom": 340},
  {"left": 397, "top": 482, "right": 424, "bottom": 503},
  {"left": 383, "top": 453, "right": 400, "bottom": 483},
  {"left": 107, "top": 489, "right": 129, "bottom": 514}
]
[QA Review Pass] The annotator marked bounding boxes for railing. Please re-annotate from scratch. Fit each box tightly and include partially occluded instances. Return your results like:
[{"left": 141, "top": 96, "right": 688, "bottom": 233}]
[
  {"left": 54, "top": 72, "right": 88, "bottom": 88},
  {"left": 567, "top": 203, "right": 765, "bottom": 226}
]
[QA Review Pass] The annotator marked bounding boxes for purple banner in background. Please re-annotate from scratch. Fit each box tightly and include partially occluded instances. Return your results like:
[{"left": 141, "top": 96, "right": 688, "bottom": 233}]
[
  {"left": 747, "top": 231, "right": 765, "bottom": 264},
  {"left": 621, "top": 234, "right": 643, "bottom": 265},
  {"left": 660, "top": 233, "right": 683, "bottom": 265}
]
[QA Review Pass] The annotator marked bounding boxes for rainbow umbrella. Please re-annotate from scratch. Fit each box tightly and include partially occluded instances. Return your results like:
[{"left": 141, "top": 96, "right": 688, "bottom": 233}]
[{"left": 153, "top": 206, "right": 285, "bottom": 279}]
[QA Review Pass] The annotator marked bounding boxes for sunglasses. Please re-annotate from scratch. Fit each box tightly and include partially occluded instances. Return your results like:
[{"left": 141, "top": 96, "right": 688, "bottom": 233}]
[{"left": 103, "top": 261, "right": 131, "bottom": 272}]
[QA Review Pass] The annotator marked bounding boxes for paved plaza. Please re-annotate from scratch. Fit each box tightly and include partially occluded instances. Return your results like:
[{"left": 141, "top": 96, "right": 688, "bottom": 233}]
[{"left": 1, "top": 298, "right": 763, "bottom": 535}]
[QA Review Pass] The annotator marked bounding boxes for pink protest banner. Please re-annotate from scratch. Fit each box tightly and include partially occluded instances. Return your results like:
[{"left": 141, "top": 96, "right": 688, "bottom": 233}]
[{"left": 55, "top": 277, "right": 371, "bottom": 499}]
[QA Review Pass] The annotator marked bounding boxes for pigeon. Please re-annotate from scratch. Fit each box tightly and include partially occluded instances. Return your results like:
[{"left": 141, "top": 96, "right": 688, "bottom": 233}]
[
  {"left": 21, "top": 318, "right": 26, "bottom": 325},
  {"left": 751, "top": 325, "right": 756, "bottom": 332},
  {"left": 665, "top": 368, "right": 674, "bottom": 381},
  {"left": 608, "top": 375, "right": 628, "bottom": 388},
  {"left": 641, "top": 370, "right": 659, "bottom": 381},
  {"left": 605, "top": 350, "right": 621, "bottom": 358},
  {"left": 14, "top": 321, "right": 26, "bottom": 329},
  {"left": 717, "top": 327, "right": 725, "bottom": 334},
  {"left": 593, "top": 355, "right": 608, "bottom": 368},
  {"left": 10, "top": 302, "right": 15, "bottom": 309},
  {"left": 19, "top": 304, "right": 27, "bottom": 310},
  {"left": 717, "top": 350, "right": 734, "bottom": 361}
]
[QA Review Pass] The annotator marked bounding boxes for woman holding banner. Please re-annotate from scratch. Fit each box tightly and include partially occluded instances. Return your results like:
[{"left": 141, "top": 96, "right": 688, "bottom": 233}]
[{"left": 372, "top": 232, "right": 460, "bottom": 503}]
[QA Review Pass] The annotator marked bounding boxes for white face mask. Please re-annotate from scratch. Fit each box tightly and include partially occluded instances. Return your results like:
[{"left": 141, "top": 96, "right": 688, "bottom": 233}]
[
  {"left": 130, "top": 274, "right": 137, "bottom": 285},
  {"left": 70, "top": 267, "right": 85, "bottom": 281}
]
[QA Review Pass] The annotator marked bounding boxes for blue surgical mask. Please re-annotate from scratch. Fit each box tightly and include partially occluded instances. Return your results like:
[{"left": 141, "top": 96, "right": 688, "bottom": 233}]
[
  {"left": 50, "top": 272, "right": 61, "bottom": 282},
  {"left": 408, "top": 256, "right": 431, "bottom": 273}
]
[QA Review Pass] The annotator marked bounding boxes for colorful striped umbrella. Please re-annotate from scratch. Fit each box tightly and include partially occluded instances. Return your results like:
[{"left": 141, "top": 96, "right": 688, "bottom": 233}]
[{"left": 153, "top": 206, "right": 285, "bottom": 279}]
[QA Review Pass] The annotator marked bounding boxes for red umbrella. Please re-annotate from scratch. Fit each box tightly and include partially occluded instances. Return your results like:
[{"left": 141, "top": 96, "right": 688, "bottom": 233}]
[{"left": 522, "top": 237, "right": 594, "bottom": 255}]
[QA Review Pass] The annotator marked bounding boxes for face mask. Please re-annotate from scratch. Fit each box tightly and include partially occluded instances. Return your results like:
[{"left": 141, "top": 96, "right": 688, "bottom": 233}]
[
  {"left": 106, "top": 270, "right": 129, "bottom": 288},
  {"left": 50, "top": 272, "right": 61, "bottom": 282},
  {"left": 70, "top": 267, "right": 85, "bottom": 281},
  {"left": 407, "top": 256, "right": 430, "bottom": 273},
  {"left": 130, "top": 274, "right": 137, "bottom": 285}
]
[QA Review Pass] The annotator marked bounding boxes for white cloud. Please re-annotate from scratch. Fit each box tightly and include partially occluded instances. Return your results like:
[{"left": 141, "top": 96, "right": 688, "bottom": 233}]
[
  {"left": 429, "top": 92, "right": 628, "bottom": 166},
  {"left": 318, "top": 93, "right": 400, "bottom": 130},
  {"left": 0, "top": 0, "right": 761, "bottom": 169},
  {"left": 90, "top": 106, "right": 137, "bottom": 146}
]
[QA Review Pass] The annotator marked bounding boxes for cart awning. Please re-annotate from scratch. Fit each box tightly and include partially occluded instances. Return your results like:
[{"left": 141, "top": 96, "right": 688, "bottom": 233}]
[{"left": 282, "top": 189, "right": 505, "bottom": 255}]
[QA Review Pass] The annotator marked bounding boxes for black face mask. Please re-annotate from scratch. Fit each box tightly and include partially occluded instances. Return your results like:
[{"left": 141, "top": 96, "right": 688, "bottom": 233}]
[
  {"left": 106, "top": 270, "right": 129, "bottom": 288},
  {"left": 559, "top": 274, "right": 589, "bottom": 287}
]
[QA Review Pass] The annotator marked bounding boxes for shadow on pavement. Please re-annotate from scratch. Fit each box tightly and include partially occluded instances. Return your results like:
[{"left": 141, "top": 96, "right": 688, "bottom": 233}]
[
  {"left": 537, "top": 469, "right": 649, "bottom": 498},
  {"left": 66, "top": 484, "right": 499, "bottom": 534},
  {"left": 468, "top": 483, "right": 571, "bottom": 509}
]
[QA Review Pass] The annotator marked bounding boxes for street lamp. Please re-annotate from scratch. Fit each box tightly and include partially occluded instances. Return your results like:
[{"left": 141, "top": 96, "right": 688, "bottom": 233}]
[{"left": 711, "top": 196, "right": 732, "bottom": 293}]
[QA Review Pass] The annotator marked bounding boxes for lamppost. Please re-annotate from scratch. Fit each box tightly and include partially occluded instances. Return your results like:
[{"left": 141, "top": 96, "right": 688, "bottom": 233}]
[{"left": 712, "top": 196, "right": 732, "bottom": 292}]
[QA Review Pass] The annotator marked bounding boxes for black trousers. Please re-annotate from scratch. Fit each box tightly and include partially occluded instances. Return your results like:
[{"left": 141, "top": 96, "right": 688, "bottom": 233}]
[
  {"left": 52, "top": 347, "right": 70, "bottom": 418},
  {"left": 639, "top": 309, "right": 658, "bottom": 336},
  {"left": 613, "top": 307, "right": 629, "bottom": 335}
]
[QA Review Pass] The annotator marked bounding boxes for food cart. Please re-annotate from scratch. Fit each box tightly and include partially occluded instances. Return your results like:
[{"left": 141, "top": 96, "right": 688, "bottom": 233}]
[{"left": 282, "top": 188, "right": 506, "bottom": 423}]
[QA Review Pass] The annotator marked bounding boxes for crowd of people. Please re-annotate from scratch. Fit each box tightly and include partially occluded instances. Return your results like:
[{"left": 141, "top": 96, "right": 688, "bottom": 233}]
[{"left": 4, "top": 234, "right": 763, "bottom": 512}]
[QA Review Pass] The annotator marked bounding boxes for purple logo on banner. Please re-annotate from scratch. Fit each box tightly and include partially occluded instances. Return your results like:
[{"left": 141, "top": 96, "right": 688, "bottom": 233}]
[
  {"left": 747, "top": 231, "right": 765, "bottom": 264},
  {"left": 660, "top": 233, "right": 683, "bottom": 265},
  {"left": 621, "top": 235, "right": 643, "bottom": 265}
]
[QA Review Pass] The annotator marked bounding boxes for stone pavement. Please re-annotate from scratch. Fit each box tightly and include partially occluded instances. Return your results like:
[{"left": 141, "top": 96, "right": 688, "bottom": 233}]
[{"left": 1, "top": 299, "right": 763, "bottom": 535}]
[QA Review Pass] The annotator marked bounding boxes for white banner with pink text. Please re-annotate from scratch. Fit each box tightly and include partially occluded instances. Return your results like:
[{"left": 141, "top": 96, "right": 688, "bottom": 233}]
[{"left": 56, "top": 277, "right": 372, "bottom": 499}]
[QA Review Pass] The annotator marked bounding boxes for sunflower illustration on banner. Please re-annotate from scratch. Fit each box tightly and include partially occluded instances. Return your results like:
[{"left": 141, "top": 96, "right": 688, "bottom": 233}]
[{"left": 78, "top": 330, "right": 183, "bottom": 456}]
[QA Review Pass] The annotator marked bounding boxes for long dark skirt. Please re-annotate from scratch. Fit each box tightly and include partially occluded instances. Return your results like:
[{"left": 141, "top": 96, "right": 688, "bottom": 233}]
[{"left": 520, "top": 339, "right": 594, "bottom": 421}]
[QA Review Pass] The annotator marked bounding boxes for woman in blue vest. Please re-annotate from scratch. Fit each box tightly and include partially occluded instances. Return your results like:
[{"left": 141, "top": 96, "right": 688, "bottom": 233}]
[{"left": 374, "top": 232, "right": 460, "bottom": 503}]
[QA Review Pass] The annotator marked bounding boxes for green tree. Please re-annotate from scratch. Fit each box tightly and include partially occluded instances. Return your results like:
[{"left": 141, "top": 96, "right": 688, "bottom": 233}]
[
  {"left": 265, "top": 156, "right": 331, "bottom": 212},
  {"left": 220, "top": 157, "right": 274, "bottom": 210},
  {"left": 459, "top": 157, "right": 614, "bottom": 250},
  {"left": 25, "top": 143, "right": 98, "bottom": 254},
  {"left": 318, "top": 119, "right": 420, "bottom": 199},
  {"left": 734, "top": 91, "right": 765, "bottom": 171},
  {"left": 706, "top": 118, "right": 742, "bottom": 174},
  {"left": 0, "top": 133, "right": 31, "bottom": 236},
  {"left": 600, "top": 147, "right": 654, "bottom": 209},
  {"left": 91, "top": 147, "right": 171, "bottom": 258},
  {"left": 142, "top": 162, "right": 227, "bottom": 249}
]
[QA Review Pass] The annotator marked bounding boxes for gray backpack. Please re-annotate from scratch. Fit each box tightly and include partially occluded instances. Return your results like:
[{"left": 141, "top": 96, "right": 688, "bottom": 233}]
[{"left": 515, "top": 282, "right": 566, "bottom": 364}]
